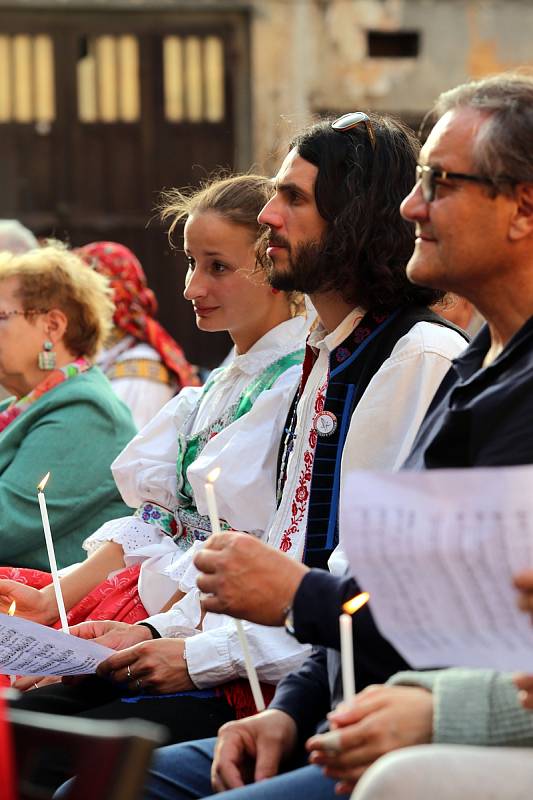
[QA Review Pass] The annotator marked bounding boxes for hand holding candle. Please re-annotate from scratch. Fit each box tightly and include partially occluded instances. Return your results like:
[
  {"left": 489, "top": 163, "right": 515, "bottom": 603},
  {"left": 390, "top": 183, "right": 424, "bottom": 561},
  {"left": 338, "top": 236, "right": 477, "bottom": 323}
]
[
  {"left": 340, "top": 592, "right": 369, "bottom": 703},
  {"left": 37, "top": 473, "right": 69, "bottom": 634},
  {"left": 204, "top": 468, "right": 265, "bottom": 712}
]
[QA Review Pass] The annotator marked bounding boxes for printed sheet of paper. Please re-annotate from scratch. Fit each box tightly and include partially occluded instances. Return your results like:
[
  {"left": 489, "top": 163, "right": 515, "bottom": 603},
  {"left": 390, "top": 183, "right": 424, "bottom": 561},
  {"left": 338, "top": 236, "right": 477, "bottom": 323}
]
[
  {"left": 0, "top": 613, "right": 114, "bottom": 675},
  {"left": 340, "top": 465, "right": 533, "bottom": 672}
]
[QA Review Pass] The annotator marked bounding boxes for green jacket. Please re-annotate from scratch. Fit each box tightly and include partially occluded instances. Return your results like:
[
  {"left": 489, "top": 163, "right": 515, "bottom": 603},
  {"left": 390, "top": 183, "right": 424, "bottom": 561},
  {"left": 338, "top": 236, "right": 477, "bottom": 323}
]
[
  {"left": 389, "top": 669, "right": 533, "bottom": 747},
  {"left": 0, "top": 367, "right": 137, "bottom": 570}
]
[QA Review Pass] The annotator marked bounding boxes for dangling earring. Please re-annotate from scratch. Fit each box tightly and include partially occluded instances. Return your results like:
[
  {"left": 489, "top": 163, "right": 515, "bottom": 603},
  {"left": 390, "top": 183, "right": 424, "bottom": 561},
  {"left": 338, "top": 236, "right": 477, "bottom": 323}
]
[{"left": 38, "top": 340, "right": 56, "bottom": 370}]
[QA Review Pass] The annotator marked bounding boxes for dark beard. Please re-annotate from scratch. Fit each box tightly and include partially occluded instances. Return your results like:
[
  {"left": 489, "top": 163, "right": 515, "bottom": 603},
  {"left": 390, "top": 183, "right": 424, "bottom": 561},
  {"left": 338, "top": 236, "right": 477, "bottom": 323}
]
[{"left": 268, "top": 238, "right": 335, "bottom": 295}]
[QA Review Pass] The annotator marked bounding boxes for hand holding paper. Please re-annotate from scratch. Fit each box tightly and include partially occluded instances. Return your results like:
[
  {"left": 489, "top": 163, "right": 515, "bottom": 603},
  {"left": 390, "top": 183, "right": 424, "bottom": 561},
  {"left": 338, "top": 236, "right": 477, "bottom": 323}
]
[
  {"left": 340, "top": 465, "right": 533, "bottom": 672},
  {"left": 0, "top": 613, "right": 114, "bottom": 676}
]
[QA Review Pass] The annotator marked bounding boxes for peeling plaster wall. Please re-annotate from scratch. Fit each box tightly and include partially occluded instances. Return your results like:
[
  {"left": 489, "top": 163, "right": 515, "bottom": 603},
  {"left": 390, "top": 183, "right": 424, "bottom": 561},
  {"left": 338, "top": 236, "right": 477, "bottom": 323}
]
[{"left": 249, "top": 0, "right": 533, "bottom": 169}]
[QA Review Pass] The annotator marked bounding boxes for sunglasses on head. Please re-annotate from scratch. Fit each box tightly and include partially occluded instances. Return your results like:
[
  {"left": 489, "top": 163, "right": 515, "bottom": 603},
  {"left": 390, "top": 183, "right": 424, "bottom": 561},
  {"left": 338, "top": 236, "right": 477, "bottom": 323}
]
[{"left": 331, "top": 112, "right": 377, "bottom": 150}]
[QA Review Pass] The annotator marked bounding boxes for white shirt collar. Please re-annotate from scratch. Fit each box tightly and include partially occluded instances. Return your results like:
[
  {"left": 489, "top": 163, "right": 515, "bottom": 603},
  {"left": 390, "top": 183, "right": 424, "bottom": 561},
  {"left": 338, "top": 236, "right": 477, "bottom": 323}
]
[
  {"left": 227, "top": 315, "right": 311, "bottom": 377},
  {"left": 308, "top": 307, "right": 366, "bottom": 355}
]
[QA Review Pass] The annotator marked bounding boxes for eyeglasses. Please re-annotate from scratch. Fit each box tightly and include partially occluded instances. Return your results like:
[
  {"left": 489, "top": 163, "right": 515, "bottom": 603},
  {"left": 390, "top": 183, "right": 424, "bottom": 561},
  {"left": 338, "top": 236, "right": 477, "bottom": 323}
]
[
  {"left": 0, "top": 308, "right": 49, "bottom": 321},
  {"left": 416, "top": 164, "right": 496, "bottom": 203},
  {"left": 331, "top": 112, "right": 376, "bottom": 150}
]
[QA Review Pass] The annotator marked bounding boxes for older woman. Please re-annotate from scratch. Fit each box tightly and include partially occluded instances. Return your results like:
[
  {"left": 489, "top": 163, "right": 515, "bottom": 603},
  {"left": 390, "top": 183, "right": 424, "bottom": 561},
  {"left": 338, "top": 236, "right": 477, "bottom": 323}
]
[{"left": 0, "top": 244, "right": 136, "bottom": 570}]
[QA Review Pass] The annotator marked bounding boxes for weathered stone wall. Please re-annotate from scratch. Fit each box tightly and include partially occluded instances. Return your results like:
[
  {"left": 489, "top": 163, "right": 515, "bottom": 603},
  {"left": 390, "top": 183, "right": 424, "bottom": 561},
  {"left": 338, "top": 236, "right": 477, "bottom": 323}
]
[{"left": 249, "top": 0, "right": 533, "bottom": 169}]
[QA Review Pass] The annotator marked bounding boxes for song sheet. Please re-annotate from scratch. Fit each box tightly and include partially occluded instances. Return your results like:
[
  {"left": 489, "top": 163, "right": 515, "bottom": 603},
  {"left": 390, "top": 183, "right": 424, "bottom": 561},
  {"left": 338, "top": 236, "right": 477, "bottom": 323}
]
[
  {"left": 340, "top": 465, "right": 533, "bottom": 671},
  {"left": 0, "top": 613, "right": 114, "bottom": 675}
]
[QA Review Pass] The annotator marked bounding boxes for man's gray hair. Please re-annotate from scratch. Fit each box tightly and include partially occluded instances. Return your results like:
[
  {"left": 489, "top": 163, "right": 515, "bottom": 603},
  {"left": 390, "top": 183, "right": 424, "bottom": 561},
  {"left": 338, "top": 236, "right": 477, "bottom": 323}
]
[
  {"left": 0, "top": 220, "right": 38, "bottom": 254},
  {"left": 433, "top": 71, "right": 533, "bottom": 193}
]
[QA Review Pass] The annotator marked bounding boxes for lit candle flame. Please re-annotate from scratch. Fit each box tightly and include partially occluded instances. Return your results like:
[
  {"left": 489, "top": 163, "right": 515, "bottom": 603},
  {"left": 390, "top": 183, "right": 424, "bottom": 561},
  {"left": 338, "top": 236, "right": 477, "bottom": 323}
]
[
  {"left": 342, "top": 592, "right": 370, "bottom": 615},
  {"left": 207, "top": 467, "right": 221, "bottom": 484},
  {"left": 7, "top": 601, "right": 16, "bottom": 616},
  {"left": 37, "top": 472, "right": 51, "bottom": 492}
]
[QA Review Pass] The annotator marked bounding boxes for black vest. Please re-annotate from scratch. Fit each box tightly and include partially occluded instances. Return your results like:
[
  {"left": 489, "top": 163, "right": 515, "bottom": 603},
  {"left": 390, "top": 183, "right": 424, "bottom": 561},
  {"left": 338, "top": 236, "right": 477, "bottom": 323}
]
[{"left": 278, "top": 306, "right": 468, "bottom": 569}]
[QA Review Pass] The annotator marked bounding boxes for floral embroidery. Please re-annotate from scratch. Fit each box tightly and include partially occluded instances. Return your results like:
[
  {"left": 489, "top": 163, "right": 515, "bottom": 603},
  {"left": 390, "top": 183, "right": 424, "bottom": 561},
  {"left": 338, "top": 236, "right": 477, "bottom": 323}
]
[
  {"left": 279, "top": 380, "right": 327, "bottom": 553},
  {"left": 295, "top": 484, "right": 308, "bottom": 504},
  {"left": 176, "top": 507, "right": 231, "bottom": 551},
  {"left": 134, "top": 501, "right": 177, "bottom": 537},
  {"left": 353, "top": 325, "right": 371, "bottom": 343},
  {"left": 336, "top": 347, "right": 350, "bottom": 363}
]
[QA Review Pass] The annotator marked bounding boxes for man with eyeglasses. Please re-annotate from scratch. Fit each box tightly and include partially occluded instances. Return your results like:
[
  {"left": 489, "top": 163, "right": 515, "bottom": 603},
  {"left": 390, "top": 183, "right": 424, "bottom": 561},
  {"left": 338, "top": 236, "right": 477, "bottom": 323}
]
[{"left": 131, "top": 113, "right": 468, "bottom": 800}]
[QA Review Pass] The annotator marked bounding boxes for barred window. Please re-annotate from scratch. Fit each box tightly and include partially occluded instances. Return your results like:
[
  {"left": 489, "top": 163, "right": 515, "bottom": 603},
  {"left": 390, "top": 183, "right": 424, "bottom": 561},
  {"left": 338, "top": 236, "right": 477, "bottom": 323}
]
[
  {"left": 77, "top": 35, "right": 140, "bottom": 123},
  {"left": 0, "top": 34, "right": 55, "bottom": 123},
  {"left": 163, "top": 35, "right": 224, "bottom": 123}
]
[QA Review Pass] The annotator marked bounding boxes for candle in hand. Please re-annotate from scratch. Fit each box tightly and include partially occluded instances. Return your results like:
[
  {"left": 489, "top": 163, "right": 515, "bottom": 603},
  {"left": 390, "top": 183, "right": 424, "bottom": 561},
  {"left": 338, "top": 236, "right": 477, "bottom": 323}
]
[
  {"left": 205, "top": 468, "right": 222, "bottom": 536},
  {"left": 204, "top": 467, "right": 265, "bottom": 711},
  {"left": 37, "top": 473, "right": 69, "bottom": 634},
  {"left": 340, "top": 592, "right": 370, "bottom": 703}
]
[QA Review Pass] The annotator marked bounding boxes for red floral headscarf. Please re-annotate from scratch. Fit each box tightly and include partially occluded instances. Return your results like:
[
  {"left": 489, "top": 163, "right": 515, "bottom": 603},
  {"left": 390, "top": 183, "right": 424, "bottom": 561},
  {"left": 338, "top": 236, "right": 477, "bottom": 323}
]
[{"left": 76, "top": 241, "right": 199, "bottom": 388}]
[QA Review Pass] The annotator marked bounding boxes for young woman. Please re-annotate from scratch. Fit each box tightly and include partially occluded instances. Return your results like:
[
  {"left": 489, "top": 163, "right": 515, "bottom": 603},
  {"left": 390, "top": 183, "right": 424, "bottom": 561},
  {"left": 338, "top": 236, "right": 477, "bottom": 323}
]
[{"left": 0, "top": 175, "right": 308, "bottom": 641}]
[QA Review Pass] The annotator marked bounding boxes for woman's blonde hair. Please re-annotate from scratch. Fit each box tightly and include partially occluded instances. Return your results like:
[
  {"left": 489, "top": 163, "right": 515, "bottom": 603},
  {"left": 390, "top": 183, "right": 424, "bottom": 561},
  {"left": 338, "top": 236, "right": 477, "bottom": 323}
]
[
  {"left": 0, "top": 242, "right": 114, "bottom": 358},
  {"left": 160, "top": 173, "right": 305, "bottom": 316},
  {"left": 161, "top": 173, "right": 272, "bottom": 243}
]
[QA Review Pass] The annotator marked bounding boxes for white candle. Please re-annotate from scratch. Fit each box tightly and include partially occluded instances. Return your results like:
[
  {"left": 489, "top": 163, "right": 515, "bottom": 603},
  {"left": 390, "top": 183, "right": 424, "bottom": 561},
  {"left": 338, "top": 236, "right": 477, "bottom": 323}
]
[
  {"left": 204, "top": 467, "right": 265, "bottom": 711},
  {"left": 340, "top": 592, "right": 370, "bottom": 704},
  {"left": 37, "top": 473, "right": 69, "bottom": 634},
  {"left": 234, "top": 618, "right": 266, "bottom": 711},
  {"left": 204, "top": 482, "right": 222, "bottom": 536},
  {"left": 340, "top": 612, "right": 355, "bottom": 702}
]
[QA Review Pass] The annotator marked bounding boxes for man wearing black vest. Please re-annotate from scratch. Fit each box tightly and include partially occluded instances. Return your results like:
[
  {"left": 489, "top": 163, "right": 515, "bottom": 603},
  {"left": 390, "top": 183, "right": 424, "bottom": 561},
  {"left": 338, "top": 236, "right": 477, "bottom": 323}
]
[{"left": 247, "top": 114, "right": 466, "bottom": 569}]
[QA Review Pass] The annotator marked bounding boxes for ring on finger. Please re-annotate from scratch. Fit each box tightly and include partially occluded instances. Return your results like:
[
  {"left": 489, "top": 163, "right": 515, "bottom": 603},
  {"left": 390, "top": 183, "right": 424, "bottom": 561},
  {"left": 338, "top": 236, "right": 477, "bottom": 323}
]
[
  {"left": 136, "top": 678, "right": 143, "bottom": 691},
  {"left": 127, "top": 664, "right": 132, "bottom": 680}
]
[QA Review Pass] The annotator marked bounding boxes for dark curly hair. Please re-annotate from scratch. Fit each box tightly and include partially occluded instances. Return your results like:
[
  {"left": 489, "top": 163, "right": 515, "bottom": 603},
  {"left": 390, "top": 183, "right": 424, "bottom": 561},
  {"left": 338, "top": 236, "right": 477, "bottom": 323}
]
[{"left": 288, "top": 114, "right": 444, "bottom": 310}]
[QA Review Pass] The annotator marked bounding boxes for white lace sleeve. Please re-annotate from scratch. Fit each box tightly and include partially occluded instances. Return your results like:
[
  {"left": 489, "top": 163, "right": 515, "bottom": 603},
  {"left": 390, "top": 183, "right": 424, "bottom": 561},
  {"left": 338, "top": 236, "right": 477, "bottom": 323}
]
[{"left": 83, "top": 515, "right": 168, "bottom": 561}]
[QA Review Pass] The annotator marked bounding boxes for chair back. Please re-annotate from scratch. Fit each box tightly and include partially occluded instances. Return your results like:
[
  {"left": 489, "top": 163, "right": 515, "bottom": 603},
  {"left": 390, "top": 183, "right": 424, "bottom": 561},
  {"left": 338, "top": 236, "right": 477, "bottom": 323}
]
[
  {"left": 9, "top": 707, "right": 166, "bottom": 800},
  {"left": 0, "top": 689, "right": 16, "bottom": 800}
]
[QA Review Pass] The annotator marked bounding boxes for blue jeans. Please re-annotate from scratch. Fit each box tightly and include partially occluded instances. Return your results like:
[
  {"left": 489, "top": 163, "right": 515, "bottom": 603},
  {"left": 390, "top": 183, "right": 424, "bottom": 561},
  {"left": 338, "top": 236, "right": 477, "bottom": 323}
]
[{"left": 143, "top": 738, "right": 340, "bottom": 800}]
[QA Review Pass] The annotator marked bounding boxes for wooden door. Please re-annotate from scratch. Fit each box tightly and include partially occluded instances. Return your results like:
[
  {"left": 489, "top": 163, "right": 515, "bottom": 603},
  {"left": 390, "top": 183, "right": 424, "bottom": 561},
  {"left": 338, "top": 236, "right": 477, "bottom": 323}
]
[{"left": 0, "top": 10, "right": 249, "bottom": 366}]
